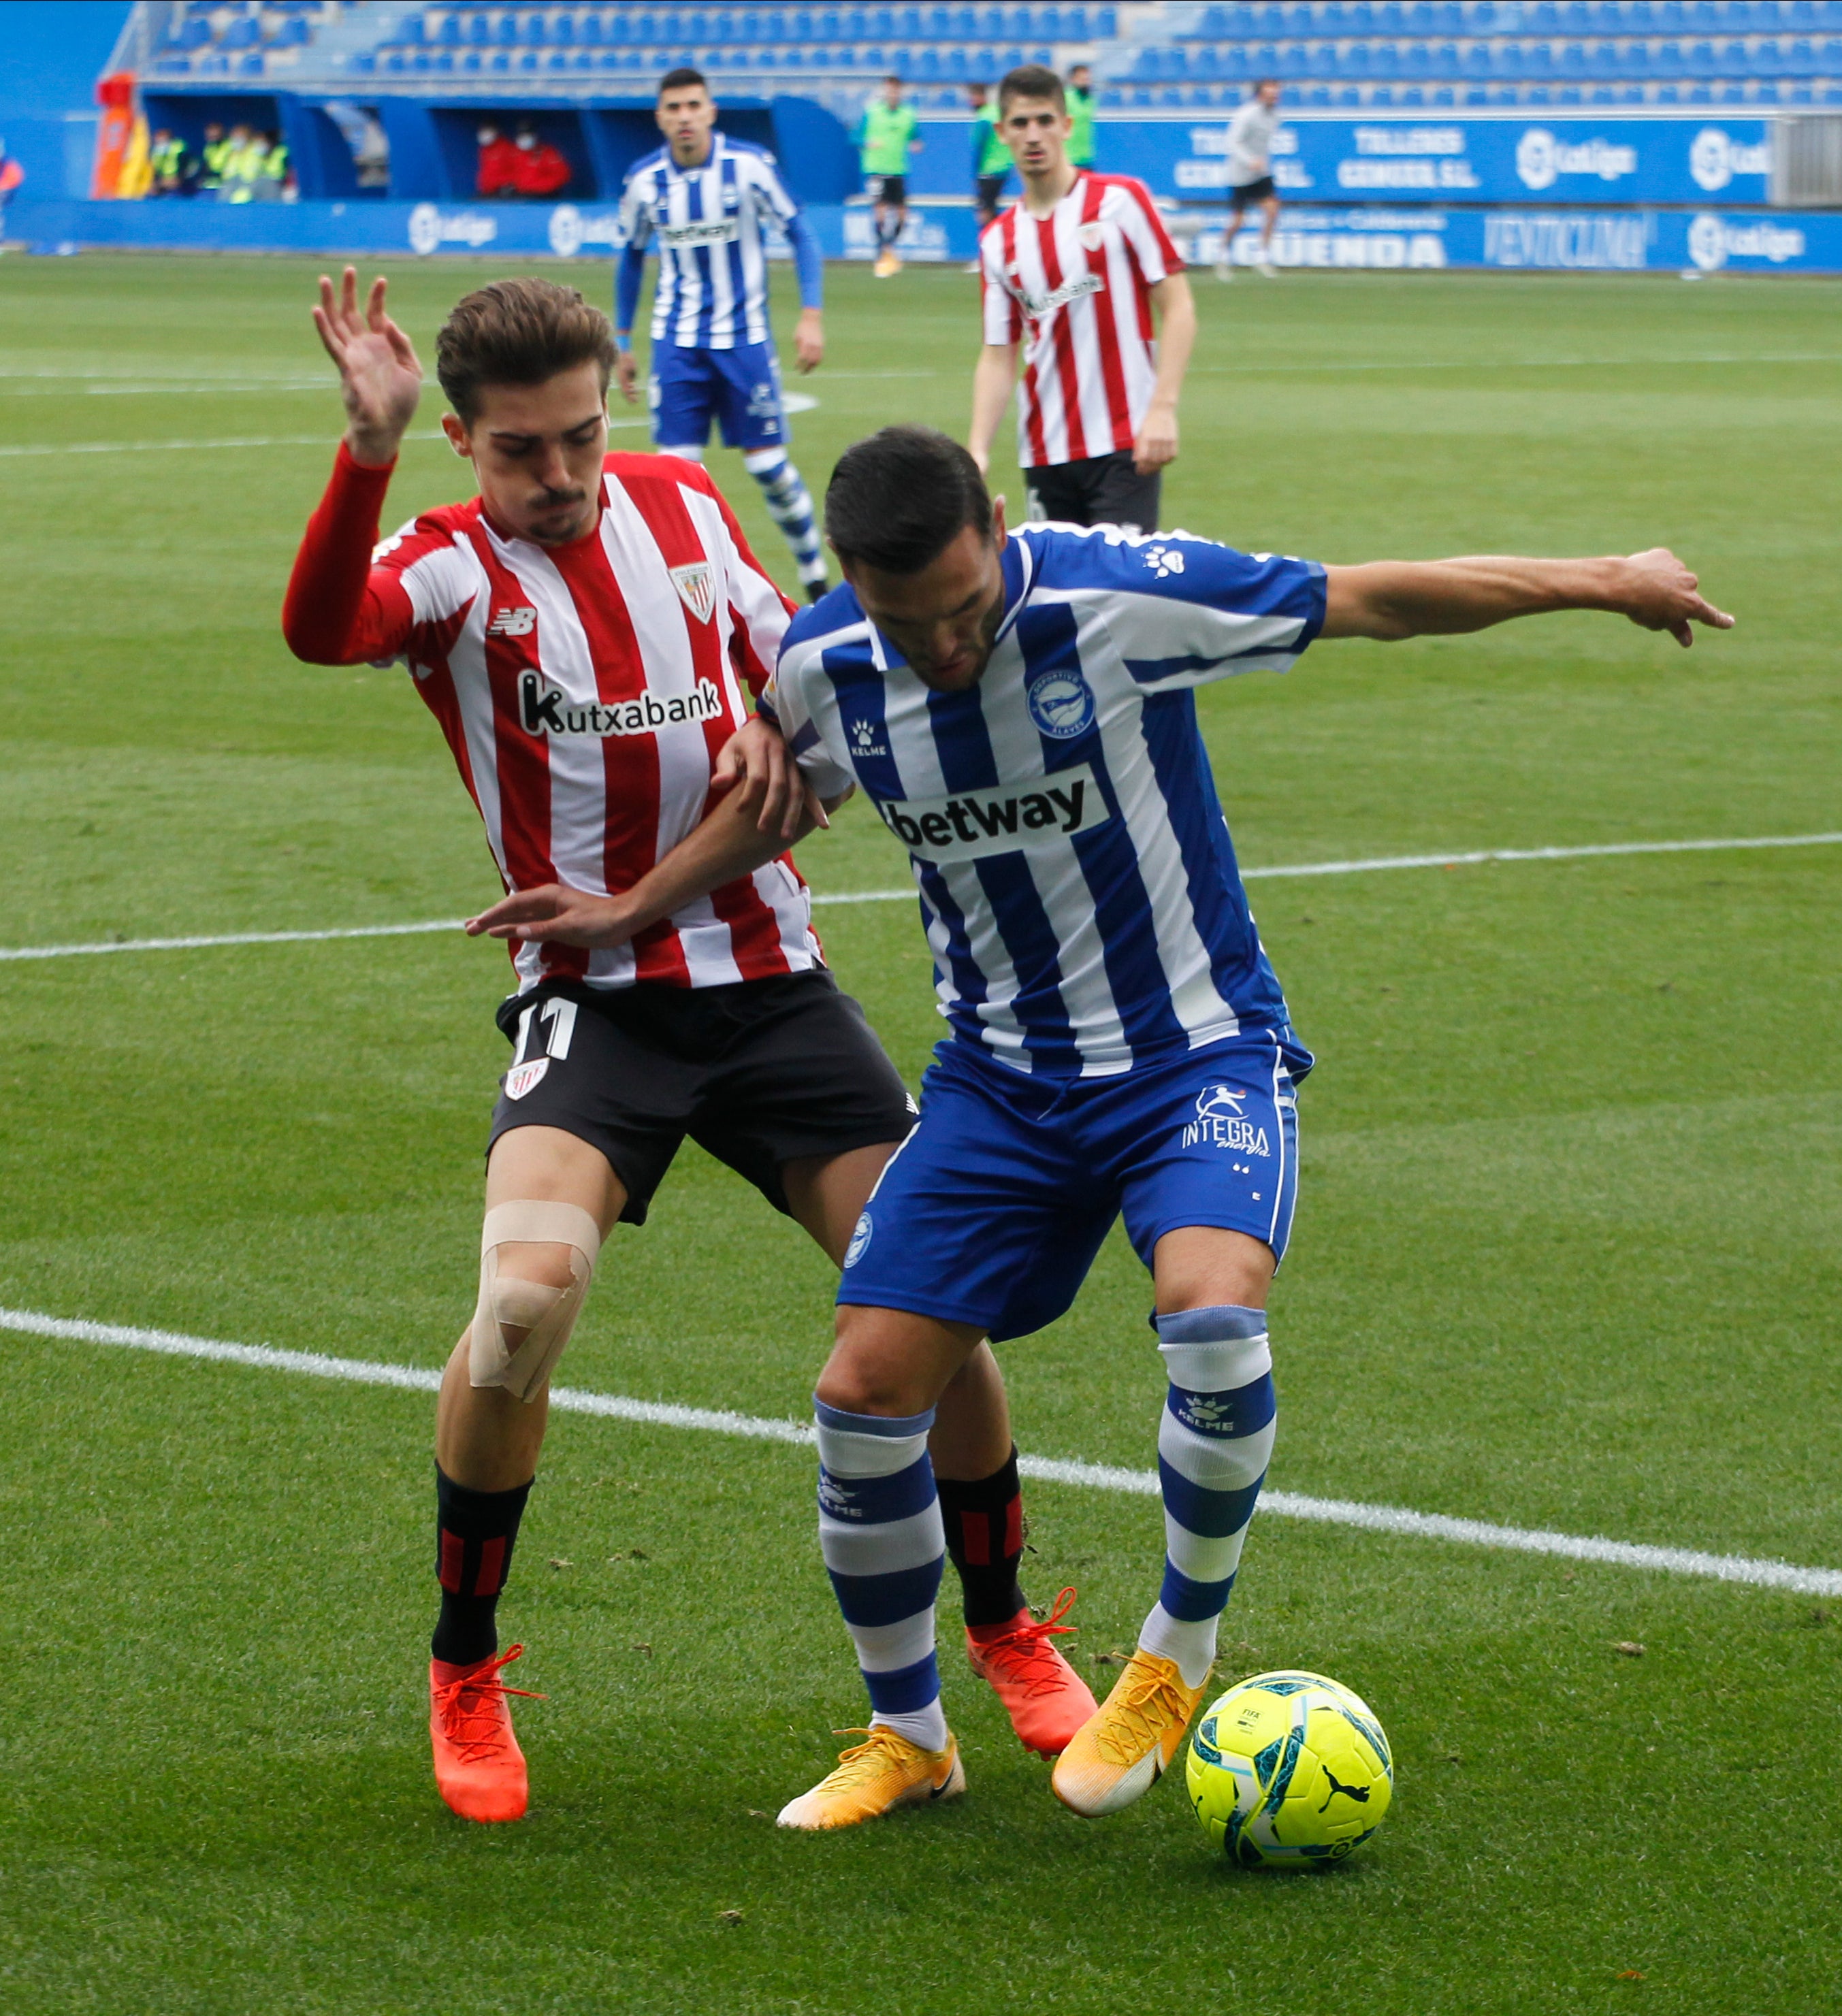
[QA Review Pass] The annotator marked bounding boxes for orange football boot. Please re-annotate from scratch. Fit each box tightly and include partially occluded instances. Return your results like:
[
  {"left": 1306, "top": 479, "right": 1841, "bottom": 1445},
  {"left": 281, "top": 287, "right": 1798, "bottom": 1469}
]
[
  {"left": 429, "top": 1642, "right": 543, "bottom": 1823},
  {"left": 966, "top": 1587, "right": 1099, "bottom": 1758}
]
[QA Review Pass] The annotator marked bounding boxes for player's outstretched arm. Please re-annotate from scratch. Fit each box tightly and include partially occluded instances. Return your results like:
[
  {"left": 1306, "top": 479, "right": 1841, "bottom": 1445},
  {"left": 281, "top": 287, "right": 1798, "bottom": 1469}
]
[
  {"left": 466, "top": 723, "right": 849, "bottom": 949},
  {"left": 1321, "top": 549, "right": 1734, "bottom": 649}
]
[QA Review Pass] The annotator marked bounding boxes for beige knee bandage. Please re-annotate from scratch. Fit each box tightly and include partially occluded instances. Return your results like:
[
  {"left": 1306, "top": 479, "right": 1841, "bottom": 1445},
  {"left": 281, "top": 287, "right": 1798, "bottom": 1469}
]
[{"left": 469, "top": 1201, "right": 602, "bottom": 1402}]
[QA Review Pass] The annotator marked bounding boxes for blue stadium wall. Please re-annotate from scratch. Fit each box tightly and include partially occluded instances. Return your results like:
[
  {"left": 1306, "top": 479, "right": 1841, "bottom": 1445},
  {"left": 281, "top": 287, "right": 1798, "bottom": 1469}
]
[{"left": 9, "top": 93, "right": 1840, "bottom": 272}]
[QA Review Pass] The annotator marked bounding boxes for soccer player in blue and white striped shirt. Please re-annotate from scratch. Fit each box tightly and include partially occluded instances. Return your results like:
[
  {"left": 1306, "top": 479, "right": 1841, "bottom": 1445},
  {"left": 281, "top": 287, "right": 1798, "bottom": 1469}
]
[
  {"left": 615, "top": 70, "right": 829, "bottom": 598},
  {"left": 489, "top": 427, "right": 1732, "bottom": 1832}
]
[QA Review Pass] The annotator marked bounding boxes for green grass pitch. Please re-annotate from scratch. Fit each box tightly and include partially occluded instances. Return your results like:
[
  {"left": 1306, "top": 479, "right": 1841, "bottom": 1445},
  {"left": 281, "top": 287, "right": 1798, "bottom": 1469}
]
[{"left": 1, "top": 254, "right": 1839, "bottom": 2013}]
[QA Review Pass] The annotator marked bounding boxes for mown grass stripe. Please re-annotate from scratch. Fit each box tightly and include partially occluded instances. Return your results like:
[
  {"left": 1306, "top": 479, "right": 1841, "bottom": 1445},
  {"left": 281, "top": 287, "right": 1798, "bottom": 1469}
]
[
  {"left": 3, "top": 830, "right": 1836, "bottom": 963},
  {"left": 7, "top": 1303, "right": 1837, "bottom": 1598}
]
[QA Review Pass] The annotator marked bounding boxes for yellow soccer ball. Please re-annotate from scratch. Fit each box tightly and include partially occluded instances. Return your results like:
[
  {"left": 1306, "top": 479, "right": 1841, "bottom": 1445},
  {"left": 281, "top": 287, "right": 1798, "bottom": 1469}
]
[{"left": 1184, "top": 1670, "right": 1393, "bottom": 1868}]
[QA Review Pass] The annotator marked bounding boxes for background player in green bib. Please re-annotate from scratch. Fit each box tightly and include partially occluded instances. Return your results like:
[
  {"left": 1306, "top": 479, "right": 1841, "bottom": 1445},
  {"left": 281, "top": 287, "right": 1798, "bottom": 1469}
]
[
  {"left": 969, "top": 82, "right": 1014, "bottom": 236},
  {"left": 1066, "top": 63, "right": 1097, "bottom": 167},
  {"left": 857, "top": 74, "right": 920, "bottom": 277}
]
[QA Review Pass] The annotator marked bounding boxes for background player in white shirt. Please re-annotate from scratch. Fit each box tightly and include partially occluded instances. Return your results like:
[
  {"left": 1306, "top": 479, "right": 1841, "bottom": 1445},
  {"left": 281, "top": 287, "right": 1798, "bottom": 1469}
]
[
  {"left": 1216, "top": 79, "right": 1284, "bottom": 280},
  {"left": 968, "top": 64, "right": 1196, "bottom": 538},
  {"left": 474, "top": 425, "right": 1732, "bottom": 1832}
]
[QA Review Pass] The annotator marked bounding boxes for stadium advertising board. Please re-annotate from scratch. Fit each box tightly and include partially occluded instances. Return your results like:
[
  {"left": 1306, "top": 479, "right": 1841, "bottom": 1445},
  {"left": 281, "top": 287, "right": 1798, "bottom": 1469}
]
[
  {"left": 1196, "top": 202, "right": 1834, "bottom": 271},
  {"left": 914, "top": 115, "right": 1773, "bottom": 209},
  {"left": 10, "top": 195, "right": 1839, "bottom": 274}
]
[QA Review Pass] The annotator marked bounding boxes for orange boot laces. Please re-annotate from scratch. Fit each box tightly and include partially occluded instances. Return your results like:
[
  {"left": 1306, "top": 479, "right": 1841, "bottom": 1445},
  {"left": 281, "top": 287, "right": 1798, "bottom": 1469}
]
[
  {"left": 431, "top": 1643, "right": 547, "bottom": 1763},
  {"left": 973, "top": 1587, "right": 1083, "bottom": 1695}
]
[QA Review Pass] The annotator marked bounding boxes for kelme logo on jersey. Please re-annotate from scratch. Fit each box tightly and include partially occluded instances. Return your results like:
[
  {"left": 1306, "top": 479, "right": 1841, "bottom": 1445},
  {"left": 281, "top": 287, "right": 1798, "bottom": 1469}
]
[
  {"left": 1027, "top": 668, "right": 1097, "bottom": 740},
  {"left": 1180, "top": 1085, "right": 1272, "bottom": 1156},
  {"left": 873, "top": 764, "right": 1110, "bottom": 862},
  {"left": 518, "top": 671, "right": 725, "bottom": 738},
  {"left": 847, "top": 716, "right": 889, "bottom": 760}
]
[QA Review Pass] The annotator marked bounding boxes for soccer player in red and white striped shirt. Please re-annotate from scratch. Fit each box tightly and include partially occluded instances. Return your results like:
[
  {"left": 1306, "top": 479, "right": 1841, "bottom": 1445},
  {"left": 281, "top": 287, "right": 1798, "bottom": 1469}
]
[
  {"left": 968, "top": 64, "right": 1197, "bottom": 536},
  {"left": 285, "top": 271, "right": 1093, "bottom": 1826}
]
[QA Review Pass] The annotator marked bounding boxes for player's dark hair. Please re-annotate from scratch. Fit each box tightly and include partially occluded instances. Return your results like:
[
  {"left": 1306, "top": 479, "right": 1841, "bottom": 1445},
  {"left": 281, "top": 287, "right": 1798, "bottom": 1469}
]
[
  {"left": 999, "top": 63, "right": 1066, "bottom": 113},
  {"left": 436, "top": 278, "right": 617, "bottom": 425},
  {"left": 826, "top": 427, "right": 993, "bottom": 575},
  {"left": 1253, "top": 76, "right": 1278, "bottom": 89},
  {"left": 658, "top": 65, "right": 708, "bottom": 95}
]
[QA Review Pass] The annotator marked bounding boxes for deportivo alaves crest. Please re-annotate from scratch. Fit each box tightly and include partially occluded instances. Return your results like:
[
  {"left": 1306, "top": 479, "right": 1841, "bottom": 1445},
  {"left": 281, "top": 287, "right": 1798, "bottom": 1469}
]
[{"left": 518, "top": 671, "right": 725, "bottom": 738}]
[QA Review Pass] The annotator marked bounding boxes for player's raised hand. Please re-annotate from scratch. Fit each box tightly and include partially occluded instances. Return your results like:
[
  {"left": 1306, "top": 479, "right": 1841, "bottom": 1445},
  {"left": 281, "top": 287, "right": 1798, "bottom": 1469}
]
[
  {"left": 1617, "top": 547, "right": 1735, "bottom": 647},
  {"left": 312, "top": 265, "right": 422, "bottom": 466},
  {"left": 465, "top": 884, "right": 637, "bottom": 948},
  {"left": 712, "top": 715, "right": 823, "bottom": 839}
]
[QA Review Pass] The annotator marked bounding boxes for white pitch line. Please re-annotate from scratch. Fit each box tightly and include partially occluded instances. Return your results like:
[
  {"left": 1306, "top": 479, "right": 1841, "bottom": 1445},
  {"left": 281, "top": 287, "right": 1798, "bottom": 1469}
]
[
  {"left": 5, "top": 1303, "right": 1838, "bottom": 1599},
  {"left": 4, "top": 830, "right": 1837, "bottom": 965}
]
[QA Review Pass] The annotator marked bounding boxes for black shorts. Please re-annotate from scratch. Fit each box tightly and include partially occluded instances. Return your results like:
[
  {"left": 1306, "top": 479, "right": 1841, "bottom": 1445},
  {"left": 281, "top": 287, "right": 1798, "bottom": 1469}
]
[
  {"left": 1024, "top": 451, "right": 1163, "bottom": 537},
  {"left": 487, "top": 971, "right": 916, "bottom": 1226},
  {"left": 870, "top": 174, "right": 908, "bottom": 206},
  {"left": 975, "top": 172, "right": 1009, "bottom": 214},
  {"left": 1230, "top": 175, "right": 1278, "bottom": 209}
]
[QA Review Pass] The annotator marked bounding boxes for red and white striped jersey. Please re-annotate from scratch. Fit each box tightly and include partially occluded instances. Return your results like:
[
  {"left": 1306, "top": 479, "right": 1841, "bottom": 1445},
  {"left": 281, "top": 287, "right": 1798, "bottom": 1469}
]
[
  {"left": 980, "top": 172, "right": 1183, "bottom": 470},
  {"left": 285, "top": 446, "right": 820, "bottom": 995}
]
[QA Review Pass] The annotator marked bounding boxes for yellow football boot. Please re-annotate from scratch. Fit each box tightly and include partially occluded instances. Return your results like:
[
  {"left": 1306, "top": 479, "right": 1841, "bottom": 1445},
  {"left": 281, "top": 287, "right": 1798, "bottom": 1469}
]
[
  {"left": 1050, "top": 1649, "right": 1209, "bottom": 1818},
  {"left": 776, "top": 1725, "right": 965, "bottom": 1831}
]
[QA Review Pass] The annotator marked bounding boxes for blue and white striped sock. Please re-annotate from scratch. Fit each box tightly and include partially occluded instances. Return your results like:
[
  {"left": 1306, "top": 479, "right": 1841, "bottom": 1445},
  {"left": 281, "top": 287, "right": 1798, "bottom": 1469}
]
[
  {"left": 1137, "top": 1305, "right": 1277, "bottom": 1690},
  {"left": 744, "top": 448, "right": 826, "bottom": 588},
  {"left": 814, "top": 1398, "right": 948, "bottom": 1752}
]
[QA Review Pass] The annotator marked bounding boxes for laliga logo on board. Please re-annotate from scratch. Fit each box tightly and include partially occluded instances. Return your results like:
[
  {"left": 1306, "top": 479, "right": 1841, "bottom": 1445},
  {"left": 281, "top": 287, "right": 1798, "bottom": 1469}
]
[
  {"left": 547, "top": 204, "right": 628, "bottom": 257},
  {"left": 1687, "top": 212, "right": 1807, "bottom": 271},
  {"left": 1690, "top": 128, "right": 1772, "bottom": 192},
  {"left": 1515, "top": 129, "right": 1638, "bottom": 191},
  {"left": 407, "top": 203, "right": 498, "bottom": 255}
]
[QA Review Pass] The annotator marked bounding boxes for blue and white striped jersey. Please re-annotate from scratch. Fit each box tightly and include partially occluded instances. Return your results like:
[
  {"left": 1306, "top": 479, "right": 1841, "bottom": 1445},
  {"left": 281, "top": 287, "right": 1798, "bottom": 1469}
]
[
  {"left": 618, "top": 134, "right": 799, "bottom": 351},
  {"left": 763, "top": 524, "right": 1327, "bottom": 1079}
]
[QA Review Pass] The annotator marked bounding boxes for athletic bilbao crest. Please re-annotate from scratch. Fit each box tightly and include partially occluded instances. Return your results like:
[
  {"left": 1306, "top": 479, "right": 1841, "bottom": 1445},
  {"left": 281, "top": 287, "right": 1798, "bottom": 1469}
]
[
  {"left": 669, "top": 561, "right": 717, "bottom": 624},
  {"left": 503, "top": 1057, "right": 551, "bottom": 1101}
]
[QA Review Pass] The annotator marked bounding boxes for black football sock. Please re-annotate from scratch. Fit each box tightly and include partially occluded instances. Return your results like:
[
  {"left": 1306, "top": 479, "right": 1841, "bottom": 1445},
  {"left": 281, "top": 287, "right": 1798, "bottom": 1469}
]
[
  {"left": 936, "top": 1448, "right": 1028, "bottom": 1629},
  {"left": 431, "top": 1465, "right": 532, "bottom": 1668}
]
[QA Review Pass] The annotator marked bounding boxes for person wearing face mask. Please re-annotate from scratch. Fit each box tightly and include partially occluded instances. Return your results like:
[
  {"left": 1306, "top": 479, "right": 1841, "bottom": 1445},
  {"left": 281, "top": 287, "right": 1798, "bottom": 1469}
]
[
  {"left": 509, "top": 121, "right": 571, "bottom": 200},
  {"left": 475, "top": 123, "right": 521, "bottom": 200}
]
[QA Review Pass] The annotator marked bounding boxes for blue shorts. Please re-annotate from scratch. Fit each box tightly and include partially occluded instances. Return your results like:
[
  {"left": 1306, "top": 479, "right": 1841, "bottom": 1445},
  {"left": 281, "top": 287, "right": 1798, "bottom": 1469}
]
[
  {"left": 649, "top": 340, "right": 787, "bottom": 453},
  {"left": 838, "top": 1028, "right": 1312, "bottom": 1343}
]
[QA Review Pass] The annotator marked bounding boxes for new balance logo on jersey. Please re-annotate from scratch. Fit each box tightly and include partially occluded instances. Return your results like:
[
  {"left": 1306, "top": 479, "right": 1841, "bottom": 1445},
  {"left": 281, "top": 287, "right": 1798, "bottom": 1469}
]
[
  {"left": 873, "top": 764, "right": 1110, "bottom": 862},
  {"left": 487, "top": 605, "right": 538, "bottom": 637},
  {"left": 1181, "top": 1085, "right": 1272, "bottom": 1156},
  {"left": 518, "top": 671, "right": 725, "bottom": 738}
]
